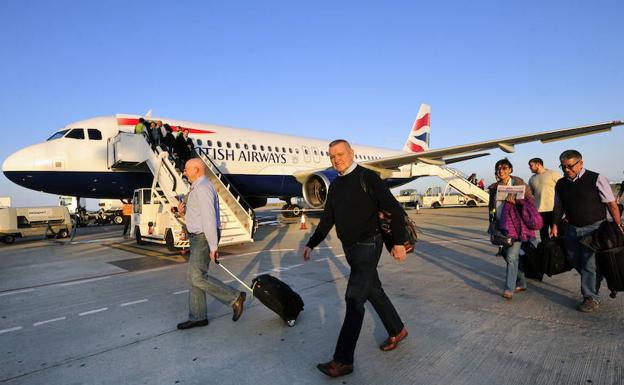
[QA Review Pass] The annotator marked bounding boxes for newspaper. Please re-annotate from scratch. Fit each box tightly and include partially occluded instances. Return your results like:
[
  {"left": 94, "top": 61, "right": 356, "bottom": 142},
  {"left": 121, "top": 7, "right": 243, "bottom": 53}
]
[{"left": 495, "top": 185, "right": 525, "bottom": 201}]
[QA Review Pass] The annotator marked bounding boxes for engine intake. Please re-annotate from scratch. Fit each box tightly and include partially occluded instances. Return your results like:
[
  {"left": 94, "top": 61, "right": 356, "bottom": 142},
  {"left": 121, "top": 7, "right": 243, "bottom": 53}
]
[{"left": 301, "top": 172, "right": 332, "bottom": 209}]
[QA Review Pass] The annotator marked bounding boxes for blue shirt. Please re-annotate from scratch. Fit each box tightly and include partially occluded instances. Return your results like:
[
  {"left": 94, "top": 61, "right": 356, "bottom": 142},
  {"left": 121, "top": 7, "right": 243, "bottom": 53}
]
[{"left": 185, "top": 176, "right": 221, "bottom": 251}]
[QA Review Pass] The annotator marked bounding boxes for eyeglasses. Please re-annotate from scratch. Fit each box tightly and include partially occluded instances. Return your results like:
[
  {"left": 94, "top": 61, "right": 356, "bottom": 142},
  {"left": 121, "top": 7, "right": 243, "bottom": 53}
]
[
  {"left": 496, "top": 165, "right": 510, "bottom": 172},
  {"left": 559, "top": 159, "right": 581, "bottom": 170}
]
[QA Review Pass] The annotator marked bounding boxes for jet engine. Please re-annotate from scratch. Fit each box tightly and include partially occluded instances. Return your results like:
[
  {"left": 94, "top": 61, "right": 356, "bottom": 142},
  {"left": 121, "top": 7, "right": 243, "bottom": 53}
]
[{"left": 301, "top": 171, "right": 337, "bottom": 209}]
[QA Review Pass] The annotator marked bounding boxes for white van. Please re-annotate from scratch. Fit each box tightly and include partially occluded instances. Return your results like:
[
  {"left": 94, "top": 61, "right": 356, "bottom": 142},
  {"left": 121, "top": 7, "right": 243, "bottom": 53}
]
[
  {"left": 0, "top": 206, "right": 73, "bottom": 244},
  {"left": 132, "top": 188, "right": 188, "bottom": 250}
]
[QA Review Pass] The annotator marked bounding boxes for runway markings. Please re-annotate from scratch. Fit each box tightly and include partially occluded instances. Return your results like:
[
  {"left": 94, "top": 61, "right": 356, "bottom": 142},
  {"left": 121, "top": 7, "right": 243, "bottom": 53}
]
[
  {"left": 33, "top": 317, "right": 66, "bottom": 326},
  {"left": 120, "top": 299, "right": 148, "bottom": 307},
  {"left": 79, "top": 307, "right": 108, "bottom": 316},
  {"left": 0, "top": 288, "right": 34, "bottom": 297},
  {"left": 173, "top": 290, "right": 189, "bottom": 295},
  {"left": 60, "top": 276, "right": 110, "bottom": 286},
  {"left": 0, "top": 326, "right": 22, "bottom": 335},
  {"left": 70, "top": 237, "right": 123, "bottom": 245}
]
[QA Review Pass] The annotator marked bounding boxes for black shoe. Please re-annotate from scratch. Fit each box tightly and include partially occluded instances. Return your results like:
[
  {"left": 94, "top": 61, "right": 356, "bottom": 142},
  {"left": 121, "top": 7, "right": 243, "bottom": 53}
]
[
  {"left": 177, "top": 319, "right": 208, "bottom": 330},
  {"left": 232, "top": 292, "right": 246, "bottom": 322},
  {"left": 317, "top": 360, "right": 354, "bottom": 377}
]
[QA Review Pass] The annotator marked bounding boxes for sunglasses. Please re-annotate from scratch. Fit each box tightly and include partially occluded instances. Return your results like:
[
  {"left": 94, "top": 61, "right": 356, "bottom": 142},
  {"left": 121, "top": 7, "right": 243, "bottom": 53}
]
[{"left": 559, "top": 159, "right": 581, "bottom": 170}]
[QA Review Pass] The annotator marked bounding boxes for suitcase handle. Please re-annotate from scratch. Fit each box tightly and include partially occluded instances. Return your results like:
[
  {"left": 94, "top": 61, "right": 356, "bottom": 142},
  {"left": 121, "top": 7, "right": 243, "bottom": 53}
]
[{"left": 215, "top": 260, "right": 254, "bottom": 294}]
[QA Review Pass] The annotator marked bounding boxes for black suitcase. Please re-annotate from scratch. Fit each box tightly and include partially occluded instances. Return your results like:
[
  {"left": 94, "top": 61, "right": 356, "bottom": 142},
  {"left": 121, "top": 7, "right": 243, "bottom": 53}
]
[
  {"left": 520, "top": 242, "right": 545, "bottom": 281},
  {"left": 251, "top": 274, "right": 304, "bottom": 326},
  {"left": 596, "top": 246, "right": 624, "bottom": 298},
  {"left": 543, "top": 238, "right": 573, "bottom": 277}
]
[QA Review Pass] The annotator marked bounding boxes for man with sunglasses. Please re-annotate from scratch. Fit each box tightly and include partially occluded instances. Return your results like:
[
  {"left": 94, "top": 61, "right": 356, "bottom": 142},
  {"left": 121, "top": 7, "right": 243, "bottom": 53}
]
[{"left": 551, "top": 150, "right": 623, "bottom": 312}]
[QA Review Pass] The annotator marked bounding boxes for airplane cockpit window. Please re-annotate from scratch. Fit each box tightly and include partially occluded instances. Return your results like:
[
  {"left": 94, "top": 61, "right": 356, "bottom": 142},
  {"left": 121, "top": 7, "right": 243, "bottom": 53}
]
[
  {"left": 65, "top": 128, "right": 85, "bottom": 139},
  {"left": 87, "top": 129, "right": 102, "bottom": 140},
  {"left": 47, "top": 129, "right": 69, "bottom": 141}
]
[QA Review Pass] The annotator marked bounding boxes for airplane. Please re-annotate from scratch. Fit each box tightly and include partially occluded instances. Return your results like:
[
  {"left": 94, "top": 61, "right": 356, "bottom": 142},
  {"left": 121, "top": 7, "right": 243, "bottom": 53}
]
[{"left": 2, "top": 104, "right": 622, "bottom": 211}]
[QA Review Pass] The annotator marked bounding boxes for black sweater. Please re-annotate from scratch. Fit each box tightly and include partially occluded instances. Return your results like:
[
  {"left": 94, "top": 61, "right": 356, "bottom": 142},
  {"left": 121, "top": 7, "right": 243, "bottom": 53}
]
[{"left": 306, "top": 165, "right": 406, "bottom": 248}]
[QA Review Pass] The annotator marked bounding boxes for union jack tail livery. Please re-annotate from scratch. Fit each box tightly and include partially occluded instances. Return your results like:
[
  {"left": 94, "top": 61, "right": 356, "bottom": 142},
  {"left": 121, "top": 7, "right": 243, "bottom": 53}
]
[{"left": 402, "top": 103, "right": 431, "bottom": 153}]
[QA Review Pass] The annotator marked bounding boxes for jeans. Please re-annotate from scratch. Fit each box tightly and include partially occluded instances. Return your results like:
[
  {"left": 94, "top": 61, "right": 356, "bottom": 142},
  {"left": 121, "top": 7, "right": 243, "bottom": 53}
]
[
  {"left": 562, "top": 221, "right": 603, "bottom": 302},
  {"left": 502, "top": 241, "right": 527, "bottom": 292},
  {"left": 333, "top": 233, "right": 404, "bottom": 365},
  {"left": 187, "top": 233, "right": 238, "bottom": 321}
]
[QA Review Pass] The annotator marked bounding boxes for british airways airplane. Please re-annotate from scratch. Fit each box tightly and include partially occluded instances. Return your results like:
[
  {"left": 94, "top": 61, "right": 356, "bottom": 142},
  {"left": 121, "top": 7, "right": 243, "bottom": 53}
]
[{"left": 2, "top": 104, "right": 622, "bottom": 209}]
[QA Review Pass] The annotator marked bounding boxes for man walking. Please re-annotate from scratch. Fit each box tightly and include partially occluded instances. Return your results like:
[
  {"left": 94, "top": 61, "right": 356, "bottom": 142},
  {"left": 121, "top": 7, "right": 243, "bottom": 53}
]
[
  {"left": 551, "top": 150, "right": 622, "bottom": 312},
  {"left": 176, "top": 158, "right": 246, "bottom": 329},
  {"left": 121, "top": 200, "right": 132, "bottom": 238},
  {"left": 528, "top": 158, "right": 561, "bottom": 241},
  {"left": 303, "top": 139, "right": 408, "bottom": 378}
]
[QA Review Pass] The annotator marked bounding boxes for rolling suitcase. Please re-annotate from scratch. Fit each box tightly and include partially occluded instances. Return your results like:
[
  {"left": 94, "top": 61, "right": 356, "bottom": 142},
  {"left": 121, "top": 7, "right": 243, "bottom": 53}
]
[
  {"left": 596, "top": 246, "right": 624, "bottom": 298},
  {"left": 216, "top": 261, "right": 304, "bottom": 326},
  {"left": 251, "top": 274, "right": 304, "bottom": 327}
]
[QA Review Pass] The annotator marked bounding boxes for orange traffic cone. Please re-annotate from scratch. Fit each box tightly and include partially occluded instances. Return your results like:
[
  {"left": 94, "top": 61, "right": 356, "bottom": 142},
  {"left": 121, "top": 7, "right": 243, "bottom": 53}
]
[{"left": 299, "top": 214, "right": 307, "bottom": 230}]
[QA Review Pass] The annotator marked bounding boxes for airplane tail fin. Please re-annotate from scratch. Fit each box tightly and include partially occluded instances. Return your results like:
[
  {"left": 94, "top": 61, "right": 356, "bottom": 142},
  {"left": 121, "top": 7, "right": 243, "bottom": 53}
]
[{"left": 402, "top": 103, "right": 431, "bottom": 153}]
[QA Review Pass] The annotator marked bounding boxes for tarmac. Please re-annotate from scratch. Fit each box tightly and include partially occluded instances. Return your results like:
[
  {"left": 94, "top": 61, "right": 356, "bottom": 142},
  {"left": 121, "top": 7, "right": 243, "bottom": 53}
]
[{"left": 1, "top": 207, "right": 623, "bottom": 385}]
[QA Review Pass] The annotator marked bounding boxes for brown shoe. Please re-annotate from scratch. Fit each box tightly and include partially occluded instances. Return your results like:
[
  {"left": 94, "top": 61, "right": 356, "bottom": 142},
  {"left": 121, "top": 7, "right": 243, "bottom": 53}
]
[
  {"left": 514, "top": 287, "right": 527, "bottom": 293},
  {"left": 317, "top": 360, "right": 353, "bottom": 377},
  {"left": 380, "top": 327, "right": 408, "bottom": 351},
  {"left": 502, "top": 291, "right": 513, "bottom": 300},
  {"left": 232, "top": 292, "right": 246, "bottom": 322},
  {"left": 577, "top": 297, "right": 599, "bottom": 313}
]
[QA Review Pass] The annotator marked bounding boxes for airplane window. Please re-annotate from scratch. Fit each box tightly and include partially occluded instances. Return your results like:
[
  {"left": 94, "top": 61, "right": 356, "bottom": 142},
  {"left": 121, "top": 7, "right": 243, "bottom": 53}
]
[
  {"left": 313, "top": 150, "right": 318, "bottom": 155},
  {"left": 47, "top": 129, "right": 69, "bottom": 141},
  {"left": 267, "top": 146, "right": 272, "bottom": 151},
  {"left": 207, "top": 140, "right": 213, "bottom": 147},
  {"left": 197, "top": 139, "right": 203, "bottom": 146},
  {"left": 244, "top": 144, "right": 248, "bottom": 150},
  {"left": 226, "top": 142, "right": 231, "bottom": 148},
  {"left": 252, "top": 144, "right": 257, "bottom": 151},
  {"left": 295, "top": 148, "right": 300, "bottom": 154},
  {"left": 65, "top": 128, "right": 85, "bottom": 140},
  {"left": 260, "top": 145, "right": 265, "bottom": 151},
  {"left": 282, "top": 147, "right": 286, "bottom": 153},
  {"left": 304, "top": 149, "right": 308, "bottom": 155},
  {"left": 235, "top": 143, "right": 240, "bottom": 149},
  {"left": 289, "top": 148, "right": 293, "bottom": 154},
  {"left": 274, "top": 147, "right": 279, "bottom": 153},
  {"left": 217, "top": 141, "right": 222, "bottom": 147},
  {"left": 87, "top": 129, "right": 102, "bottom": 140}
]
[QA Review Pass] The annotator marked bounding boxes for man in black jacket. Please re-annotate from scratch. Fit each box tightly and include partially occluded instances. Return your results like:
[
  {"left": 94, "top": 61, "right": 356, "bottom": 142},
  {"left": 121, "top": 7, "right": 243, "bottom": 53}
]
[
  {"left": 552, "top": 150, "right": 622, "bottom": 312},
  {"left": 303, "top": 139, "right": 408, "bottom": 378}
]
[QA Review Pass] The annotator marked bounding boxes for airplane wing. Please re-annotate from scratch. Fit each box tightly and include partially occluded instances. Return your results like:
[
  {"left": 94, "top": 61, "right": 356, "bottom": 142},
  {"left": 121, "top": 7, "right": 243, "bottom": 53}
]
[{"left": 293, "top": 120, "right": 623, "bottom": 182}]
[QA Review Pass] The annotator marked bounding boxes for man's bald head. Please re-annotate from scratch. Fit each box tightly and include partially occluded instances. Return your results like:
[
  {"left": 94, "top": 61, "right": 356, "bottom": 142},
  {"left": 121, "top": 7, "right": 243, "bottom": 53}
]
[{"left": 183, "top": 158, "right": 205, "bottom": 182}]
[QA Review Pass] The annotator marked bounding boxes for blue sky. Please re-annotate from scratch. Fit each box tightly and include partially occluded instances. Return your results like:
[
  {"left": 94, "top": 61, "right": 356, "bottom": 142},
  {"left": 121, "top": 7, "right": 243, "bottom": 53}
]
[{"left": 1, "top": 0, "right": 623, "bottom": 207}]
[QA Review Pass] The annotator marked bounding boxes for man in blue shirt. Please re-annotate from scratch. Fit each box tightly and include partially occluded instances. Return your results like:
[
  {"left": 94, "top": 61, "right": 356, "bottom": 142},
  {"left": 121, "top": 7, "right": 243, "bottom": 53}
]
[{"left": 176, "top": 158, "right": 246, "bottom": 329}]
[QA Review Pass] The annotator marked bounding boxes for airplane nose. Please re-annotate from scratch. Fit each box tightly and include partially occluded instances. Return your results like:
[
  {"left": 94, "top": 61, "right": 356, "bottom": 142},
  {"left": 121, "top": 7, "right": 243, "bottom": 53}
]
[{"left": 3, "top": 147, "right": 32, "bottom": 173}]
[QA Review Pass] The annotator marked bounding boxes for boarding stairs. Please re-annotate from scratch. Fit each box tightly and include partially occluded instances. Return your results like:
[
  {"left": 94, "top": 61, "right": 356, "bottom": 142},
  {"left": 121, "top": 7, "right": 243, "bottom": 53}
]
[
  {"left": 107, "top": 132, "right": 256, "bottom": 246},
  {"left": 434, "top": 166, "right": 489, "bottom": 205}
]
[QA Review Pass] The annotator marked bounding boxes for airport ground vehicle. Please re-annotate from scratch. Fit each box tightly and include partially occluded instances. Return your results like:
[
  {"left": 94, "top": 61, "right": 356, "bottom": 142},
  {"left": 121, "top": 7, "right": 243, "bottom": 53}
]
[
  {"left": 421, "top": 185, "right": 487, "bottom": 208},
  {"left": 132, "top": 188, "right": 188, "bottom": 251},
  {"left": 0, "top": 206, "right": 72, "bottom": 244},
  {"left": 395, "top": 189, "right": 421, "bottom": 209},
  {"left": 97, "top": 199, "right": 124, "bottom": 225}
]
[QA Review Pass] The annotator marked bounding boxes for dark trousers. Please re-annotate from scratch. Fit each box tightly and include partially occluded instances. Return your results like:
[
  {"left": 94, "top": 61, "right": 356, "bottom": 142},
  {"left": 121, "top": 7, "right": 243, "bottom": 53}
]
[
  {"left": 333, "top": 233, "right": 404, "bottom": 365},
  {"left": 122, "top": 215, "right": 131, "bottom": 235},
  {"left": 539, "top": 211, "right": 554, "bottom": 241}
]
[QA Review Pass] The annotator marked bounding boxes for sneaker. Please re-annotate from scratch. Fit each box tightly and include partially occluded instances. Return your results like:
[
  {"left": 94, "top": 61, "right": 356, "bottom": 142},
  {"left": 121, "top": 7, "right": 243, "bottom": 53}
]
[{"left": 577, "top": 298, "right": 599, "bottom": 313}]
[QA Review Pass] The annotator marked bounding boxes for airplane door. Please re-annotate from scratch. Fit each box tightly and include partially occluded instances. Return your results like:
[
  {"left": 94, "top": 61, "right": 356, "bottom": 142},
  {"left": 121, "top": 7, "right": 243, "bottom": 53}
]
[
  {"left": 311, "top": 147, "right": 320, "bottom": 163},
  {"left": 302, "top": 146, "right": 311, "bottom": 163}
]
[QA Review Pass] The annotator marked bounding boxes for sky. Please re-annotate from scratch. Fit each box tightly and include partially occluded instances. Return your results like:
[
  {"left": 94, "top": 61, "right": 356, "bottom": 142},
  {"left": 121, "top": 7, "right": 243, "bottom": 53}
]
[{"left": 1, "top": 0, "right": 623, "bottom": 207}]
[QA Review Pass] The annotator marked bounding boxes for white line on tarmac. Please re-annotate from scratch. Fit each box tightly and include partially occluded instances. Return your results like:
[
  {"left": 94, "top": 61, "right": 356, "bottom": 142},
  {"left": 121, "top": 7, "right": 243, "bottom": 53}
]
[
  {"left": 315, "top": 257, "right": 329, "bottom": 262},
  {"left": 120, "top": 299, "right": 148, "bottom": 307},
  {"left": 0, "top": 326, "right": 23, "bottom": 334},
  {"left": 0, "top": 288, "right": 35, "bottom": 297},
  {"left": 173, "top": 290, "right": 189, "bottom": 295},
  {"left": 78, "top": 307, "right": 108, "bottom": 316},
  {"left": 70, "top": 237, "right": 123, "bottom": 245},
  {"left": 60, "top": 276, "right": 110, "bottom": 286},
  {"left": 33, "top": 317, "right": 66, "bottom": 326},
  {"left": 230, "top": 248, "right": 295, "bottom": 258}
]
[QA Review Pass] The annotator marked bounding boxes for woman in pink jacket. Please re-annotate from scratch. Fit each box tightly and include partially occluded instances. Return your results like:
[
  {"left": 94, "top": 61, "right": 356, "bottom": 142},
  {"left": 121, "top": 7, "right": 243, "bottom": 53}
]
[{"left": 488, "top": 159, "right": 541, "bottom": 300}]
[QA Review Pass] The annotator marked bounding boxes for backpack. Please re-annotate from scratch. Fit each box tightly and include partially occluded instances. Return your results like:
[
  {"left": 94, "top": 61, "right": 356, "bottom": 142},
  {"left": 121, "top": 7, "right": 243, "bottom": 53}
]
[{"left": 359, "top": 170, "right": 417, "bottom": 253}]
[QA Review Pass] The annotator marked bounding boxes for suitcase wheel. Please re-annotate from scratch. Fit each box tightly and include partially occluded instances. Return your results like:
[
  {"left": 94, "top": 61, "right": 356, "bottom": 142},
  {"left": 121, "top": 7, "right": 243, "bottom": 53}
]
[{"left": 287, "top": 320, "right": 296, "bottom": 327}]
